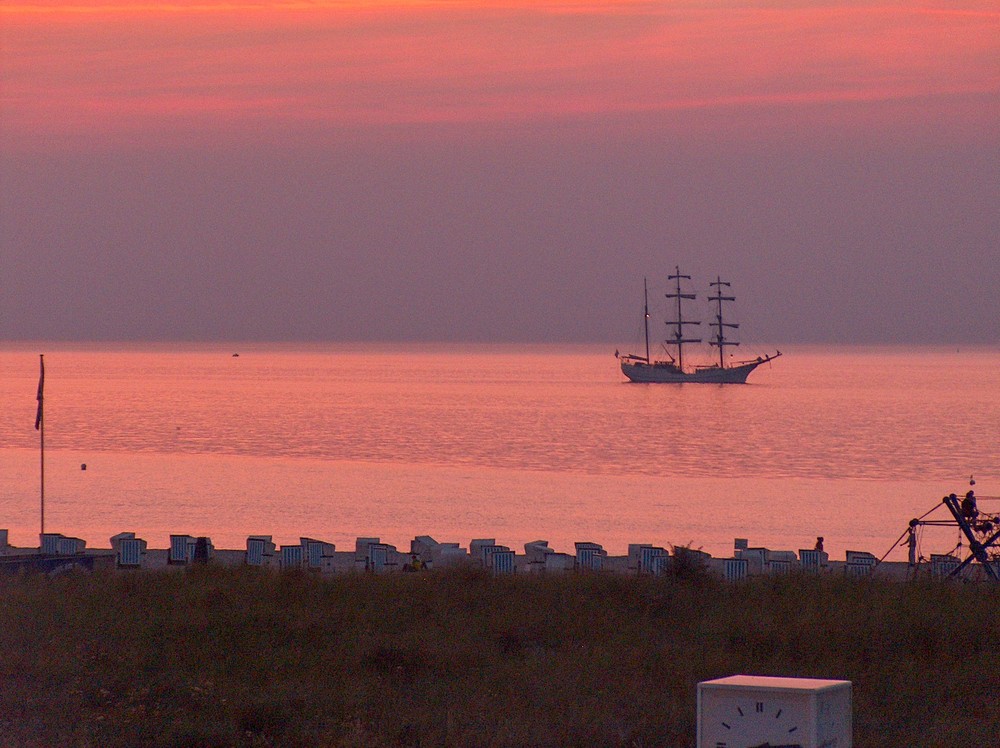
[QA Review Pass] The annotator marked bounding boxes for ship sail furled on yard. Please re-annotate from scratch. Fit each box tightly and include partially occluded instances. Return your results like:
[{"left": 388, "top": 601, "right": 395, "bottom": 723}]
[{"left": 617, "top": 267, "right": 781, "bottom": 384}]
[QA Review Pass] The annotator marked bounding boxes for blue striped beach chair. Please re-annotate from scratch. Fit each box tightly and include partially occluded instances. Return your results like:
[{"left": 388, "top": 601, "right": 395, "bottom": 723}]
[
  {"left": 303, "top": 539, "right": 321, "bottom": 569},
  {"left": 245, "top": 536, "right": 275, "bottom": 566},
  {"left": 490, "top": 549, "right": 515, "bottom": 575},
  {"left": 575, "top": 542, "right": 606, "bottom": 571},
  {"left": 724, "top": 557, "right": 748, "bottom": 581},
  {"left": 638, "top": 546, "right": 668, "bottom": 575},
  {"left": 627, "top": 544, "right": 651, "bottom": 572},
  {"left": 482, "top": 544, "right": 510, "bottom": 571},
  {"left": 280, "top": 544, "right": 304, "bottom": 569},
  {"left": 578, "top": 548, "right": 605, "bottom": 571},
  {"left": 768, "top": 559, "right": 792, "bottom": 575},
  {"left": 169, "top": 534, "right": 195, "bottom": 565},
  {"left": 117, "top": 538, "right": 146, "bottom": 568}
]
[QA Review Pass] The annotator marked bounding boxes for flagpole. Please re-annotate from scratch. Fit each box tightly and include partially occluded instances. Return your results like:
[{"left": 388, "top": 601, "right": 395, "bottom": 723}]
[
  {"left": 36, "top": 354, "right": 45, "bottom": 538},
  {"left": 40, "top": 401, "right": 45, "bottom": 537}
]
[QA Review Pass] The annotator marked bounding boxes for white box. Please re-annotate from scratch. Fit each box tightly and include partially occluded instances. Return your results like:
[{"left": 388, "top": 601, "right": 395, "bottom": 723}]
[{"left": 697, "top": 674, "right": 851, "bottom": 748}]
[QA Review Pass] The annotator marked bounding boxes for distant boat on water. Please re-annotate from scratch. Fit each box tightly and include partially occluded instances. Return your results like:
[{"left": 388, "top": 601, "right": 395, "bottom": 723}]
[{"left": 617, "top": 267, "right": 781, "bottom": 384}]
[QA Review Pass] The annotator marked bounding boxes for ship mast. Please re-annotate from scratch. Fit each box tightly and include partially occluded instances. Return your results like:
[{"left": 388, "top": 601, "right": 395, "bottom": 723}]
[
  {"left": 643, "top": 277, "right": 650, "bottom": 364},
  {"left": 708, "top": 275, "right": 739, "bottom": 368},
  {"left": 665, "top": 266, "right": 701, "bottom": 372}
]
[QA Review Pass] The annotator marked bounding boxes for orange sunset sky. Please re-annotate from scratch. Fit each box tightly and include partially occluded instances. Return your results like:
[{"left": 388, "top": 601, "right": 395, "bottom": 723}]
[{"left": 1, "top": 1, "right": 998, "bottom": 342}]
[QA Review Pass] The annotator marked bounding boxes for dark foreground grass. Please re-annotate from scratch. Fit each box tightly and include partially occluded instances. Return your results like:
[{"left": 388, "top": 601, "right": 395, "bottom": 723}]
[{"left": 0, "top": 565, "right": 998, "bottom": 747}]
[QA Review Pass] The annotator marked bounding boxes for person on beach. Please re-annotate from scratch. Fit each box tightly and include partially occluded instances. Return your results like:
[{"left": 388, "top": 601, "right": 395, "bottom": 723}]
[
  {"left": 961, "top": 490, "right": 978, "bottom": 521},
  {"left": 901, "top": 522, "right": 918, "bottom": 567}
]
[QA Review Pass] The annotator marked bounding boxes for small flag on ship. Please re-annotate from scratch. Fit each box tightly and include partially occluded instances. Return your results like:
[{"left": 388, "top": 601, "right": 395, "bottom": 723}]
[{"left": 35, "top": 355, "right": 44, "bottom": 430}]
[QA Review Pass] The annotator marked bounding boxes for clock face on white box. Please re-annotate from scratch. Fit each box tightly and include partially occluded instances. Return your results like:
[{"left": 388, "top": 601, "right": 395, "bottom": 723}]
[{"left": 699, "top": 692, "right": 805, "bottom": 748}]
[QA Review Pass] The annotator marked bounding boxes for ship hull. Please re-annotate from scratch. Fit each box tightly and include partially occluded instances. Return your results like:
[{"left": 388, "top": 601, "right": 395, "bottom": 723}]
[{"left": 620, "top": 359, "right": 764, "bottom": 384}]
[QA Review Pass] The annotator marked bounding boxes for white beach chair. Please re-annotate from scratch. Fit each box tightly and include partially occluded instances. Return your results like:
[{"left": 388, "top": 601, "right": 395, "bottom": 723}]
[
  {"left": 110, "top": 532, "right": 135, "bottom": 548},
  {"left": 354, "top": 537, "right": 380, "bottom": 570},
  {"left": 765, "top": 550, "right": 795, "bottom": 574},
  {"left": 523, "top": 540, "right": 553, "bottom": 570},
  {"left": 57, "top": 536, "right": 86, "bottom": 555},
  {"left": 40, "top": 533, "right": 63, "bottom": 555},
  {"left": 355, "top": 537, "right": 379, "bottom": 557},
  {"left": 544, "top": 553, "right": 575, "bottom": 573},
  {"left": 410, "top": 536, "right": 437, "bottom": 551},
  {"left": 410, "top": 536, "right": 439, "bottom": 565},
  {"left": 845, "top": 550, "right": 877, "bottom": 577},
  {"left": 367, "top": 542, "right": 390, "bottom": 572},
  {"left": 798, "top": 549, "right": 828, "bottom": 572},
  {"left": 470, "top": 539, "right": 497, "bottom": 566},
  {"left": 768, "top": 550, "right": 797, "bottom": 563},
  {"left": 301, "top": 538, "right": 335, "bottom": 570},
  {"left": 524, "top": 540, "right": 550, "bottom": 559},
  {"left": 430, "top": 543, "right": 468, "bottom": 567},
  {"left": 737, "top": 547, "right": 767, "bottom": 575},
  {"left": 246, "top": 535, "right": 276, "bottom": 566},
  {"left": 930, "top": 553, "right": 960, "bottom": 578}
]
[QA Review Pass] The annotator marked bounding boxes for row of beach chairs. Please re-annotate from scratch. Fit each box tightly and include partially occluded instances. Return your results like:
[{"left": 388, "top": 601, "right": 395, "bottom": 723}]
[
  {"left": 19, "top": 531, "right": 970, "bottom": 580},
  {"left": 725, "top": 539, "right": 890, "bottom": 580},
  {"left": 98, "top": 533, "right": 686, "bottom": 575}
]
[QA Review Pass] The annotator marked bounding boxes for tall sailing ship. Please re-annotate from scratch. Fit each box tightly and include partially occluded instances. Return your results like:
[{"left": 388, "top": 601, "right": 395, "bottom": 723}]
[{"left": 617, "top": 267, "right": 781, "bottom": 384}]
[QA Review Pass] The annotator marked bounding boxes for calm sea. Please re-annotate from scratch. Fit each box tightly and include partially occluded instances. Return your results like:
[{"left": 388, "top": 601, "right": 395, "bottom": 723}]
[{"left": 1, "top": 344, "right": 997, "bottom": 560}]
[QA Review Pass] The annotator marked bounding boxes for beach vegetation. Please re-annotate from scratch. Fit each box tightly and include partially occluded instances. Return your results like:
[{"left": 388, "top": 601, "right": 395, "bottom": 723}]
[{"left": 0, "top": 565, "right": 997, "bottom": 746}]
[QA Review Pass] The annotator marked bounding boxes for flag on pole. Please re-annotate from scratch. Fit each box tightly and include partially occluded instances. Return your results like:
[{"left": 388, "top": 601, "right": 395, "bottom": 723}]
[{"left": 35, "top": 356, "right": 44, "bottom": 430}]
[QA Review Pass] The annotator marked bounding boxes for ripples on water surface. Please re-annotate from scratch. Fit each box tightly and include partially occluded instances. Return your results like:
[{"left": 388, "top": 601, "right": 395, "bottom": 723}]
[{"left": 1, "top": 344, "right": 997, "bottom": 557}]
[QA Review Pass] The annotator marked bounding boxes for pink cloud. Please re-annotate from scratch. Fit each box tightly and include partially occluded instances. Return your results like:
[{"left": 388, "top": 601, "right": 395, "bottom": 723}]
[{"left": 2, "top": 1, "right": 997, "bottom": 145}]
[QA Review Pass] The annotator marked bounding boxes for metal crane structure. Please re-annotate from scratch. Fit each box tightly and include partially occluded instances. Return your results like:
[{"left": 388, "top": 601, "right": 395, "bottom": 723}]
[{"left": 891, "top": 478, "right": 1000, "bottom": 581}]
